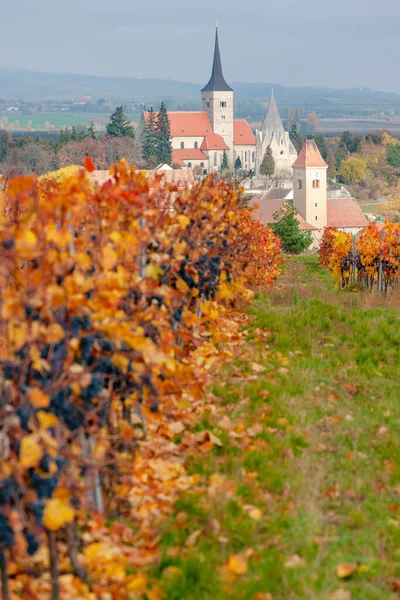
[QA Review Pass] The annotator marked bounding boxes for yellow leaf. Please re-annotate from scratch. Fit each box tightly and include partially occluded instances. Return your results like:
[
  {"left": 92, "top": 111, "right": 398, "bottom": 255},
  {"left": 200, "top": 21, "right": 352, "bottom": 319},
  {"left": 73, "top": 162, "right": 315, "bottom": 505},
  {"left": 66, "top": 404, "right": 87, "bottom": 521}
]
[
  {"left": 19, "top": 434, "right": 43, "bottom": 468},
  {"left": 46, "top": 323, "right": 66, "bottom": 344},
  {"left": 249, "top": 508, "right": 263, "bottom": 521},
  {"left": 43, "top": 498, "right": 75, "bottom": 531},
  {"left": 37, "top": 411, "right": 58, "bottom": 429},
  {"left": 112, "top": 353, "right": 130, "bottom": 374},
  {"left": 227, "top": 554, "right": 248, "bottom": 576},
  {"left": 177, "top": 215, "right": 190, "bottom": 228},
  {"left": 102, "top": 246, "right": 118, "bottom": 270},
  {"left": 176, "top": 277, "right": 189, "bottom": 293},
  {"left": 28, "top": 388, "right": 50, "bottom": 409},
  {"left": 336, "top": 564, "right": 357, "bottom": 579},
  {"left": 15, "top": 230, "right": 37, "bottom": 259},
  {"left": 145, "top": 263, "right": 163, "bottom": 280}
]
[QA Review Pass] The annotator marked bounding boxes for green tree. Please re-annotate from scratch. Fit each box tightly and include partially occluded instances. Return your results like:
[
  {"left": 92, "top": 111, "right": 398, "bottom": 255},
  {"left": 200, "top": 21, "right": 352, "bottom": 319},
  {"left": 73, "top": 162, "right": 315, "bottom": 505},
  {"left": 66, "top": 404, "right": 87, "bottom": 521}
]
[
  {"left": 142, "top": 108, "right": 158, "bottom": 169},
  {"left": 260, "top": 145, "right": 275, "bottom": 176},
  {"left": 71, "top": 126, "right": 77, "bottom": 142},
  {"left": 155, "top": 102, "right": 172, "bottom": 165},
  {"left": 339, "top": 156, "right": 367, "bottom": 184},
  {"left": 106, "top": 105, "right": 135, "bottom": 138},
  {"left": 221, "top": 150, "right": 229, "bottom": 172},
  {"left": 314, "top": 134, "right": 328, "bottom": 159},
  {"left": 0, "top": 130, "right": 10, "bottom": 161},
  {"left": 387, "top": 144, "right": 400, "bottom": 168},
  {"left": 87, "top": 122, "right": 97, "bottom": 140},
  {"left": 290, "top": 123, "right": 304, "bottom": 153},
  {"left": 270, "top": 203, "right": 312, "bottom": 254},
  {"left": 235, "top": 156, "right": 242, "bottom": 170}
]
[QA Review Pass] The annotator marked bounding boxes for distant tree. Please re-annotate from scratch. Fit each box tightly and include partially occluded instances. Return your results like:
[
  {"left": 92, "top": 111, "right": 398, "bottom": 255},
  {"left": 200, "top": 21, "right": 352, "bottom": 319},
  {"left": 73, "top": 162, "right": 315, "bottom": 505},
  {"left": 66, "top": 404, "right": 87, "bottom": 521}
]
[
  {"left": 58, "top": 127, "right": 71, "bottom": 146},
  {"left": 327, "top": 149, "right": 337, "bottom": 179},
  {"left": 155, "top": 102, "right": 172, "bottom": 164},
  {"left": 71, "top": 126, "right": 77, "bottom": 141},
  {"left": 307, "top": 113, "right": 320, "bottom": 132},
  {"left": 106, "top": 105, "right": 135, "bottom": 138},
  {"left": 0, "top": 130, "right": 10, "bottom": 161},
  {"left": 103, "top": 136, "right": 143, "bottom": 168},
  {"left": 287, "top": 108, "right": 293, "bottom": 129},
  {"left": 87, "top": 122, "right": 97, "bottom": 139},
  {"left": 221, "top": 150, "right": 229, "bottom": 172},
  {"left": 235, "top": 156, "right": 242, "bottom": 170},
  {"left": 270, "top": 203, "right": 312, "bottom": 254},
  {"left": 260, "top": 145, "right": 275, "bottom": 177},
  {"left": 13, "top": 143, "right": 55, "bottom": 175},
  {"left": 142, "top": 107, "right": 158, "bottom": 168},
  {"left": 314, "top": 134, "right": 328, "bottom": 160},
  {"left": 340, "top": 131, "right": 363, "bottom": 153},
  {"left": 339, "top": 156, "right": 367, "bottom": 184},
  {"left": 290, "top": 123, "right": 304, "bottom": 153},
  {"left": 97, "top": 98, "right": 106, "bottom": 105},
  {"left": 57, "top": 138, "right": 106, "bottom": 169},
  {"left": 293, "top": 108, "right": 301, "bottom": 127},
  {"left": 387, "top": 144, "right": 400, "bottom": 168}
]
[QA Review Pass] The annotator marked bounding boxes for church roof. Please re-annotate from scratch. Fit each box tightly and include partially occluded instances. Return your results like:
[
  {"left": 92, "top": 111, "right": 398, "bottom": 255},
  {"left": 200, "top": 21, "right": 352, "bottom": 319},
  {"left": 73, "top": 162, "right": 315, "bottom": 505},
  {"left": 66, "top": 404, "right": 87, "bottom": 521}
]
[
  {"left": 172, "top": 149, "right": 208, "bottom": 165},
  {"left": 201, "top": 27, "right": 233, "bottom": 93},
  {"left": 327, "top": 198, "right": 368, "bottom": 228},
  {"left": 292, "top": 140, "right": 328, "bottom": 168},
  {"left": 251, "top": 197, "right": 317, "bottom": 230},
  {"left": 234, "top": 120, "right": 256, "bottom": 145},
  {"left": 261, "top": 90, "right": 285, "bottom": 138},
  {"left": 144, "top": 111, "right": 213, "bottom": 137},
  {"left": 200, "top": 133, "right": 229, "bottom": 151}
]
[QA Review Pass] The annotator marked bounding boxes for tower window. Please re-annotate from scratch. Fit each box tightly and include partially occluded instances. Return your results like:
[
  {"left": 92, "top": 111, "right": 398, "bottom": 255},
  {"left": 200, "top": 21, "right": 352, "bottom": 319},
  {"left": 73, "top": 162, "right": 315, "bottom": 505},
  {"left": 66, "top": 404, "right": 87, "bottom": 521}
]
[
  {"left": 194, "top": 141, "right": 198, "bottom": 149},
  {"left": 188, "top": 162, "right": 192, "bottom": 168},
  {"left": 222, "top": 115, "right": 225, "bottom": 120},
  {"left": 252, "top": 152, "right": 255, "bottom": 162},
  {"left": 280, "top": 150, "right": 284, "bottom": 155},
  {"left": 181, "top": 141, "right": 184, "bottom": 149},
  {"left": 312, "top": 180, "right": 320, "bottom": 189},
  {"left": 220, "top": 101, "right": 227, "bottom": 107},
  {"left": 297, "top": 180, "right": 303, "bottom": 189},
  {"left": 200, "top": 162, "right": 204, "bottom": 167},
  {"left": 315, "top": 202, "right": 318, "bottom": 207},
  {"left": 315, "top": 216, "right": 318, "bottom": 221}
]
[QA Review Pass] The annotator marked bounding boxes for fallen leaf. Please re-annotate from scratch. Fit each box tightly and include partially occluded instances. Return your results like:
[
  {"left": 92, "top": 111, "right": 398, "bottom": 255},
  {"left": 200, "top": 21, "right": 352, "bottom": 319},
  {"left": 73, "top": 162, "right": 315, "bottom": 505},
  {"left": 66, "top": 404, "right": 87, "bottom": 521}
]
[
  {"left": 227, "top": 554, "right": 248, "bottom": 576},
  {"left": 247, "top": 424, "right": 263, "bottom": 437},
  {"left": 284, "top": 554, "right": 306, "bottom": 568},
  {"left": 328, "top": 590, "right": 351, "bottom": 600},
  {"left": 391, "top": 579, "right": 400, "bottom": 591},
  {"left": 251, "top": 362, "right": 266, "bottom": 373},
  {"left": 186, "top": 529, "right": 202, "bottom": 547},
  {"left": 377, "top": 426, "right": 389, "bottom": 437},
  {"left": 336, "top": 564, "right": 357, "bottom": 579},
  {"left": 249, "top": 508, "right": 263, "bottom": 521},
  {"left": 169, "top": 421, "right": 185, "bottom": 435},
  {"left": 218, "top": 415, "right": 233, "bottom": 430},
  {"left": 251, "top": 595, "right": 272, "bottom": 600}
]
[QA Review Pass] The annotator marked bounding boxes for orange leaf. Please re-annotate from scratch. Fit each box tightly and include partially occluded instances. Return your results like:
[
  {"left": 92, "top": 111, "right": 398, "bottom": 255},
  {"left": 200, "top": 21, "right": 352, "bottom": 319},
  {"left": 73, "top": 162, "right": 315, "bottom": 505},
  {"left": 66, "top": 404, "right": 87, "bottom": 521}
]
[
  {"left": 84, "top": 156, "right": 96, "bottom": 172},
  {"left": 28, "top": 388, "right": 50, "bottom": 409},
  {"left": 227, "top": 554, "right": 248, "bottom": 576},
  {"left": 336, "top": 563, "right": 357, "bottom": 579}
]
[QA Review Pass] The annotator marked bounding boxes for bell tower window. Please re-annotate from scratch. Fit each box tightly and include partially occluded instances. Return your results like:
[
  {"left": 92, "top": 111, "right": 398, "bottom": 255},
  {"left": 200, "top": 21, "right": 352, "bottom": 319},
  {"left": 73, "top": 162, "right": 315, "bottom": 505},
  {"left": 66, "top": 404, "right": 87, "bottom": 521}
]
[
  {"left": 220, "top": 101, "right": 227, "bottom": 108},
  {"left": 312, "top": 180, "right": 320, "bottom": 189},
  {"left": 181, "top": 142, "right": 185, "bottom": 149},
  {"left": 297, "top": 180, "right": 303, "bottom": 189}
]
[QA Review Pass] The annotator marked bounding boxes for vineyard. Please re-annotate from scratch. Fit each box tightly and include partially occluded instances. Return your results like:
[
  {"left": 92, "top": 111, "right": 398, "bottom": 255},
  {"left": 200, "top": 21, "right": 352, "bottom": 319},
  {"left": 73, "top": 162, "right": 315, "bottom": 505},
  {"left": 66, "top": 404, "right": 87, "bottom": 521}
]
[
  {"left": 319, "top": 222, "right": 400, "bottom": 292},
  {"left": 0, "top": 161, "right": 282, "bottom": 599}
]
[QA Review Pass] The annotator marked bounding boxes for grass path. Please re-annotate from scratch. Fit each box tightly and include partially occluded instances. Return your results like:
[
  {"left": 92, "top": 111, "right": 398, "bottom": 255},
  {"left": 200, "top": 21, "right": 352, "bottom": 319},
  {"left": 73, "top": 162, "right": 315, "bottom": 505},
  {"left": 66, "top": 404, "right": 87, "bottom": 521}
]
[{"left": 152, "top": 256, "right": 400, "bottom": 600}]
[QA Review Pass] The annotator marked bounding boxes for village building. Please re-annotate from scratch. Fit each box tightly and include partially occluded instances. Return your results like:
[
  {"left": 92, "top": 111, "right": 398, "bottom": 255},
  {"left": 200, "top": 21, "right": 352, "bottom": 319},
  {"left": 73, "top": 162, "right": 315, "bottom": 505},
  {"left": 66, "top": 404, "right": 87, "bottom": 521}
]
[
  {"left": 137, "top": 26, "right": 260, "bottom": 174},
  {"left": 253, "top": 140, "right": 368, "bottom": 244}
]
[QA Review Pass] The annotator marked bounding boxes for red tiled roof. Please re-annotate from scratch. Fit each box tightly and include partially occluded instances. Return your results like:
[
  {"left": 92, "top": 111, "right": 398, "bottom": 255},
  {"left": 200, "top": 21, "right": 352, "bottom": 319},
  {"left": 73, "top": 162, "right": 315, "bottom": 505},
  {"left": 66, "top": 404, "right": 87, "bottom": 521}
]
[
  {"left": 172, "top": 149, "right": 208, "bottom": 166},
  {"left": 327, "top": 198, "right": 368, "bottom": 228},
  {"left": 250, "top": 197, "right": 317, "bottom": 230},
  {"left": 292, "top": 140, "right": 328, "bottom": 168},
  {"left": 234, "top": 119, "right": 256, "bottom": 145},
  {"left": 200, "top": 133, "right": 229, "bottom": 151},
  {"left": 144, "top": 111, "right": 213, "bottom": 137}
]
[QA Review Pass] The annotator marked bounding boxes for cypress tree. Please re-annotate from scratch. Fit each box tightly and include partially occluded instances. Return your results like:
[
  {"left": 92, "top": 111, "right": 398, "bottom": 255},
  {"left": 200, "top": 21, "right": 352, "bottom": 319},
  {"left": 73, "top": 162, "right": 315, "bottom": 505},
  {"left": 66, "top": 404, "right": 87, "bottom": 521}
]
[
  {"left": 271, "top": 203, "right": 312, "bottom": 254},
  {"left": 106, "top": 105, "right": 135, "bottom": 138},
  {"left": 87, "top": 122, "right": 97, "bottom": 139},
  {"left": 260, "top": 145, "right": 275, "bottom": 176},
  {"left": 221, "top": 150, "right": 229, "bottom": 171},
  {"left": 156, "top": 102, "right": 172, "bottom": 165},
  {"left": 142, "top": 108, "right": 158, "bottom": 168},
  {"left": 71, "top": 126, "right": 77, "bottom": 141},
  {"left": 290, "top": 123, "right": 304, "bottom": 153},
  {"left": 235, "top": 156, "right": 242, "bottom": 170}
]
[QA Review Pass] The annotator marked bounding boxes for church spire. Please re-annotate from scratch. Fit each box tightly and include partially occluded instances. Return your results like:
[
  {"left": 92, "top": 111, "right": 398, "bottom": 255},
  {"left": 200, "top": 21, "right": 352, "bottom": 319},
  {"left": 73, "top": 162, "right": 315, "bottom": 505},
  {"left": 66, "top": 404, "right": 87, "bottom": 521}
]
[
  {"left": 261, "top": 89, "right": 285, "bottom": 139},
  {"left": 201, "top": 26, "right": 233, "bottom": 92}
]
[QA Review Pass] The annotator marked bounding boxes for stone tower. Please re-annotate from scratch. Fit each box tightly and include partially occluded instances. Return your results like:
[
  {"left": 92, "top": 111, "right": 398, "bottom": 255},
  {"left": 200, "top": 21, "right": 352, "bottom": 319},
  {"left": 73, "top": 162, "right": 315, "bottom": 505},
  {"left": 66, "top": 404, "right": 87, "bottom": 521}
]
[
  {"left": 255, "top": 90, "right": 297, "bottom": 178},
  {"left": 292, "top": 140, "right": 328, "bottom": 228},
  {"left": 201, "top": 26, "right": 234, "bottom": 166}
]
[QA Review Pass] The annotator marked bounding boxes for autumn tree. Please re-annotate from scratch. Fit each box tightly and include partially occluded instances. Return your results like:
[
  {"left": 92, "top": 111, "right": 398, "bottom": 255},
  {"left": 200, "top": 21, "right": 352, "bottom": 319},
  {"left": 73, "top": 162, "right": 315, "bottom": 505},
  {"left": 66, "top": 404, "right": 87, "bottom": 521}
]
[
  {"left": 308, "top": 113, "right": 320, "bottom": 132},
  {"left": 260, "top": 145, "right": 275, "bottom": 177},
  {"left": 271, "top": 203, "right": 312, "bottom": 254},
  {"left": 57, "top": 138, "right": 106, "bottom": 169},
  {"left": 12, "top": 142, "right": 55, "bottom": 175},
  {"left": 103, "top": 137, "right": 143, "bottom": 168},
  {"left": 293, "top": 107, "right": 301, "bottom": 127},
  {"left": 106, "top": 105, "right": 135, "bottom": 138},
  {"left": 327, "top": 149, "right": 337, "bottom": 179},
  {"left": 142, "top": 107, "right": 158, "bottom": 169},
  {"left": 0, "top": 130, "right": 10, "bottom": 161},
  {"left": 155, "top": 102, "right": 172, "bottom": 165},
  {"left": 339, "top": 156, "right": 367, "bottom": 184}
]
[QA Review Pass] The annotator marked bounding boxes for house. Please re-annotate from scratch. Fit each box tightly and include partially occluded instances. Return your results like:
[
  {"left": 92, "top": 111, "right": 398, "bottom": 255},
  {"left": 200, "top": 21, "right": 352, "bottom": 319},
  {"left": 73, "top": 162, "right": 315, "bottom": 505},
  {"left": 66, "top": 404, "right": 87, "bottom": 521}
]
[{"left": 252, "top": 140, "right": 368, "bottom": 244}]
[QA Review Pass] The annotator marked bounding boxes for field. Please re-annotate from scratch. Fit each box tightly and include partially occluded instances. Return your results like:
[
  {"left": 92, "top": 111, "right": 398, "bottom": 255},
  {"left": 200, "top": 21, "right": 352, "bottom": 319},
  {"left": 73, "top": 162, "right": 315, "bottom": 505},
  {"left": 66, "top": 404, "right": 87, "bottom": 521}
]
[
  {"left": 319, "top": 118, "right": 400, "bottom": 136},
  {"left": 153, "top": 256, "right": 400, "bottom": 599},
  {"left": 0, "top": 111, "right": 139, "bottom": 132}
]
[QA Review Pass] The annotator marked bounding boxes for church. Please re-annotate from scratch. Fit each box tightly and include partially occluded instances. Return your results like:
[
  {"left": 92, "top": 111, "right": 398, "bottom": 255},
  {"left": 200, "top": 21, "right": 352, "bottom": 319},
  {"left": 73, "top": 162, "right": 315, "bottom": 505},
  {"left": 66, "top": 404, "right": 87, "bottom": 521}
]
[{"left": 137, "top": 26, "right": 293, "bottom": 175}]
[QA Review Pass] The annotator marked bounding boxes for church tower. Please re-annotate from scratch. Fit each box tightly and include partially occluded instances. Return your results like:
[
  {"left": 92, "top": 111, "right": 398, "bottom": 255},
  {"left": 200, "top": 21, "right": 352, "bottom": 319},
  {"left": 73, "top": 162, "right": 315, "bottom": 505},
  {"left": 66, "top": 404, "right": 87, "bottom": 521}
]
[
  {"left": 201, "top": 25, "right": 234, "bottom": 166},
  {"left": 292, "top": 140, "right": 328, "bottom": 228}
]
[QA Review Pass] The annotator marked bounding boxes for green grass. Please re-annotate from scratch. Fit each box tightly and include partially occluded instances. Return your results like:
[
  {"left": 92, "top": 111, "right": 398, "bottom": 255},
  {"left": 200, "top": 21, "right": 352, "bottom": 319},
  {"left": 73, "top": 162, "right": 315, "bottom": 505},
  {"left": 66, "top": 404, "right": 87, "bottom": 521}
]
[
  {"left": 152, "top": 256, "right": 400, "bottom": 599},
  {"left": 0, "top": 111, "right": 139, "bottom": 132}
]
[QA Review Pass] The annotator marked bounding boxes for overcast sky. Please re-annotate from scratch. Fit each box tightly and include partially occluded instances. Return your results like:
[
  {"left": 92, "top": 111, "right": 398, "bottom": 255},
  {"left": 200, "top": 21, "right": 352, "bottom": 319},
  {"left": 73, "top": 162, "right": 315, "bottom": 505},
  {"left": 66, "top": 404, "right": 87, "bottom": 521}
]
[{"left": 1, "top": 0, "right": 400, "bottom": 92}]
